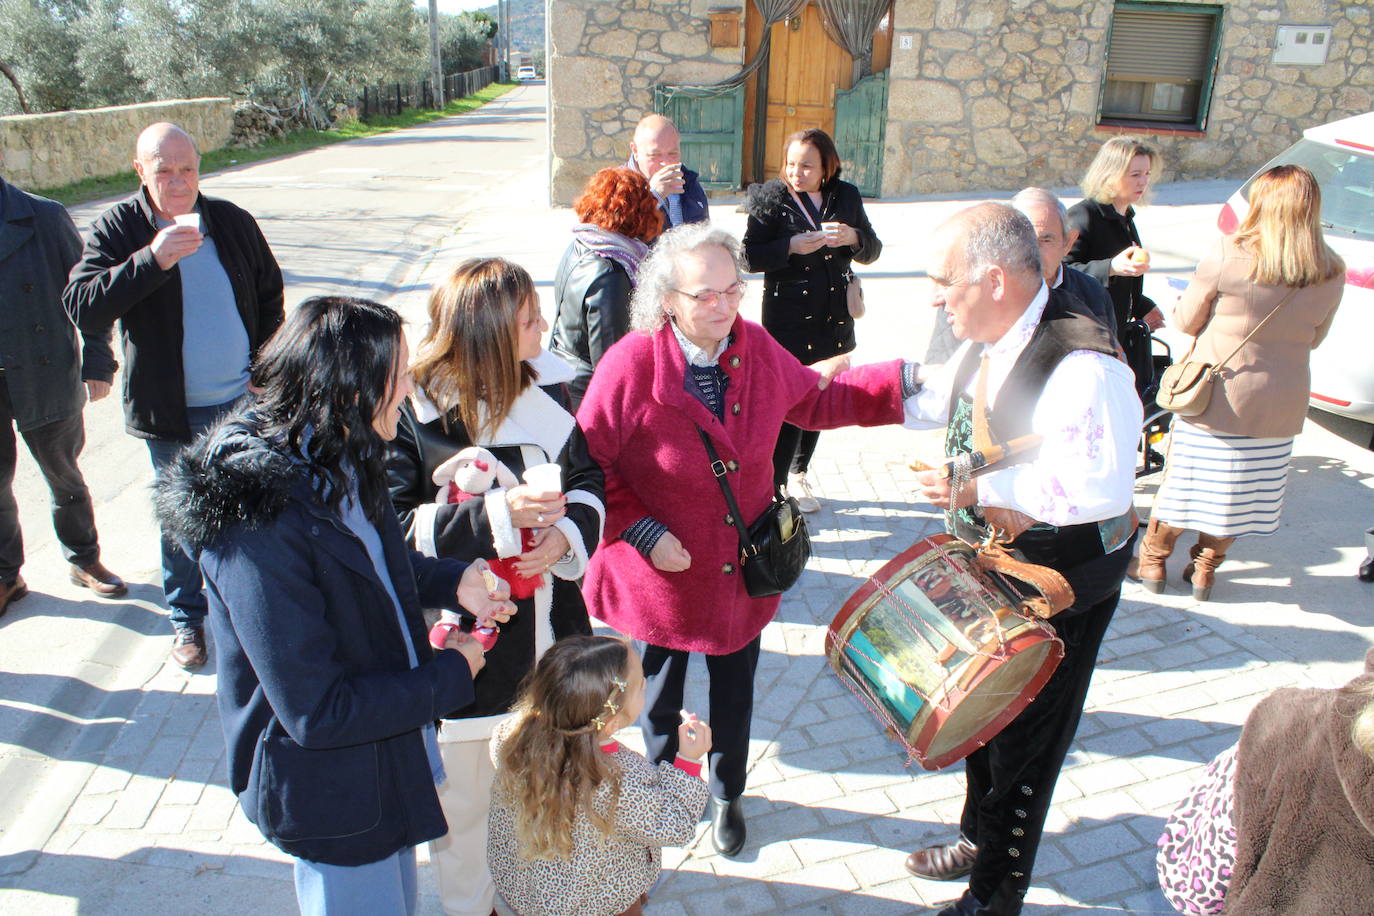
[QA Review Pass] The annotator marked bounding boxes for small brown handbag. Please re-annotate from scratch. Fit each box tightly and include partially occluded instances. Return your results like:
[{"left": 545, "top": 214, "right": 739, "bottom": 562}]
[
  {"left": 1156, "top": 288, "right": 1297, "bottom": 418},
  {"left": 846, "top": 274, "right": 865, "bottom": 319}
]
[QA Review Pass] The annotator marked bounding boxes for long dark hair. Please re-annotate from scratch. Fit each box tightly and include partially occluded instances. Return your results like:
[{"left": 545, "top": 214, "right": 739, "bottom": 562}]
[{"left": 250, "top": 295, "right": 404, "bottom": 520}]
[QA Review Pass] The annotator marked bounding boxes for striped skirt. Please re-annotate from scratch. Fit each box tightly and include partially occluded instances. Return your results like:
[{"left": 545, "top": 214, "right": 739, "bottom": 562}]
[{"left": 1152, "top": 419, "right": 1294, "bottom": 538}]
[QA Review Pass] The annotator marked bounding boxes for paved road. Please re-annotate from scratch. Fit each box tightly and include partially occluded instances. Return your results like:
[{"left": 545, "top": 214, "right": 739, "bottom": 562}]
[
  {"left": 3, "top": 82, "right": 1372, "bottom": 914},
  {"left": 1, "top": 87, "right": 546, "bottom": 894}
]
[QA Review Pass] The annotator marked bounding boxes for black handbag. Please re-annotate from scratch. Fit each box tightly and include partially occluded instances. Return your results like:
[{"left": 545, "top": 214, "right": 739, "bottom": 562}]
[{"left": 697, "top": 428, "right": 811, "bottom": 598}]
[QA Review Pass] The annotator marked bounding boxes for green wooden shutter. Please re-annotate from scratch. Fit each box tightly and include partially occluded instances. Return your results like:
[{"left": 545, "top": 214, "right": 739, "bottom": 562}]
[
  {"left": 834, "top": 72, "right": 888, "bottom": 197},
  {"left": 653, "top": 85, "right": 745, "bottom": 190}
]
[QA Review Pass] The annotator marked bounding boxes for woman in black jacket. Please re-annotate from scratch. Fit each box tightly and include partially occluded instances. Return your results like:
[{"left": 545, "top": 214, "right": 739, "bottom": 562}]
[
  {"left": 156, "top": 296, "right": 512, "bottom": 913},
  {"left": 1066, "top": 136, "right": 1166, "bottom": 344},
  {"left": 743, "top": 128, "right": 881, "bottom": 512},
  {"left": 385, "top": 258, "right": 603, "bottom": 916},
  {"left": 550, "top": 167, "right": 663, "bottom": 411}
]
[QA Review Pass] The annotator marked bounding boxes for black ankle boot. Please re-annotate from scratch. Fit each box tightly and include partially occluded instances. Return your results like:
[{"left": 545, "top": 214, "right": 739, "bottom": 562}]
[{"left": 709, "top": 796, "right": 745, "bottom": 857}]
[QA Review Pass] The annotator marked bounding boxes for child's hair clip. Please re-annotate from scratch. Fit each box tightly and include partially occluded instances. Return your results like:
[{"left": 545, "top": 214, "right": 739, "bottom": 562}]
[{"left": 610, "top": 675, "right": 628, "bottom": 692}]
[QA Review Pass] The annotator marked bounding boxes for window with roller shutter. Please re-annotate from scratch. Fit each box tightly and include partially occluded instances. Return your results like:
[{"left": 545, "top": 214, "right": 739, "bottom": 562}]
[{"left": 1098, "top": 2, "right": 1224, "bottom": 130}]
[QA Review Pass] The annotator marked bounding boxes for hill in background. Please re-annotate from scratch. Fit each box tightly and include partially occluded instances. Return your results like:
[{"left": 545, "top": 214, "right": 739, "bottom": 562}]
[{"left": 482, "top": 0, "right": 543, "bottom": 52}]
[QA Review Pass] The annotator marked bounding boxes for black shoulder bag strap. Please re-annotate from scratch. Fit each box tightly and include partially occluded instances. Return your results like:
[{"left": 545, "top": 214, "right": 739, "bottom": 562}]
[{"left": 697, "top": 426, "right": 759, "bottom": 560}]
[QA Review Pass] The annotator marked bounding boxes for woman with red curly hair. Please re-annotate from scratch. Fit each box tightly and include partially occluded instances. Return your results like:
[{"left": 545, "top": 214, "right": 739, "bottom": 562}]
[{"left": 551, "top": 167, "right": 663, "bottom": 410}]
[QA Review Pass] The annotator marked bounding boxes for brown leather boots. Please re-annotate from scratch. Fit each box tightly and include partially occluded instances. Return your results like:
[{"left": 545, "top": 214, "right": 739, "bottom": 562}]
[
  {"left": 1182, "top": 534, "right": 1237, "bottom": 601},
  {"left": 1138, "top": 519, "right": 1235, "bottom": 601}
]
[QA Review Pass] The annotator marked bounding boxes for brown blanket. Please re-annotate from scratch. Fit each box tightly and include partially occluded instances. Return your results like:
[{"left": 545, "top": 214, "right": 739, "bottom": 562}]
[{"left": 1225, "top": 651, "right": 1374, "bottom": 915}]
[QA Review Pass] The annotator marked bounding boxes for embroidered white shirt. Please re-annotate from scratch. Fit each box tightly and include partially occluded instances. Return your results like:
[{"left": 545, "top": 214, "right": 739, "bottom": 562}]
[{"left": 904, "top": 283, "right": 1141, "bottom": 527}]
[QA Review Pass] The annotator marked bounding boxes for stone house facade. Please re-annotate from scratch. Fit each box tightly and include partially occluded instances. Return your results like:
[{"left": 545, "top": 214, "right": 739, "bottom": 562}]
[{"left": 547, "top": 0, "right": 1372, "bottom": 202}]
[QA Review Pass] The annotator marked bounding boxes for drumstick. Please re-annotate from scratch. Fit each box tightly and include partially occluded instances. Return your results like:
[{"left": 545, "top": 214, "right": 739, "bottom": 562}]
[{"left": 908, "top": 434, "right": 1044, "bottom": 479}]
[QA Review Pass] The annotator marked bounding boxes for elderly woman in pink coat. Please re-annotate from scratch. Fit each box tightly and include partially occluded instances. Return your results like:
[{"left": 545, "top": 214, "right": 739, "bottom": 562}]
[{"left": 576, "top": 223, "right": 918, "bottom": 858}]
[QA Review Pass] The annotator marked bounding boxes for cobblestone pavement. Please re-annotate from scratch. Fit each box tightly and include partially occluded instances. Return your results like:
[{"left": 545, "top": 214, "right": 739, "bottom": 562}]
[{"left": 3, "top": 83, "right": 1371, "bottom": 914}]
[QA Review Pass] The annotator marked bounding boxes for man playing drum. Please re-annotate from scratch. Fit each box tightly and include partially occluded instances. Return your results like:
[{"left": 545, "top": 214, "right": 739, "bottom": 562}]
[{"left": 901, "top": 203, "right": 1142, "bottom": 916}]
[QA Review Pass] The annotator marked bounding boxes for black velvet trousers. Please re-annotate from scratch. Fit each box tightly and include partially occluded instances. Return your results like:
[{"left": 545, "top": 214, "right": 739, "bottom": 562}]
[{"left": 956, "top": 543, "right": 1132, "bottom": 915}]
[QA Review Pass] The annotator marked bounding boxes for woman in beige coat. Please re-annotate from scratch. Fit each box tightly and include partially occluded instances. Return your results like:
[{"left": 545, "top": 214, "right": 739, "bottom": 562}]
[{"left": 1138, "top": 165, "right": 1344, "bottom": 599}]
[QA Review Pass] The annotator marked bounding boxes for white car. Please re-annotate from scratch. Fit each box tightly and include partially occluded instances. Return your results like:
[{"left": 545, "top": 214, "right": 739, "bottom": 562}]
[
  {"left": 516, "top": 65, "right": 537, "bottom": 81},
  {"left": 1216, "top": 111, "right": 1374, "bottom": 423}
]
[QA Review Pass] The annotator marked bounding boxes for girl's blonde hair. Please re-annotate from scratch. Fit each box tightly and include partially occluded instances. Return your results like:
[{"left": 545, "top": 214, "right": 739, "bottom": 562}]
[
  {"left": 494, "top": 636, "right": 631, "bottom": 861},
  {"left": 1081, "top": 136, "right": 1159, "bottom": 206},
  {"left": 1350, "top": 679, "right": 1374, "bottom": 759},
  {"left": 1232, "top": 164, "right": 1345, "bottom": 288},
  {"left": 410, "top": 258, "right": 537, "bottom": 441}
]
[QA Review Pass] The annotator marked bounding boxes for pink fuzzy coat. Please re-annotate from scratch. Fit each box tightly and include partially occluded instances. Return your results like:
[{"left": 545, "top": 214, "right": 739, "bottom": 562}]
[{"left": 577, "top": 316, "right": 904, "bottom": 655}]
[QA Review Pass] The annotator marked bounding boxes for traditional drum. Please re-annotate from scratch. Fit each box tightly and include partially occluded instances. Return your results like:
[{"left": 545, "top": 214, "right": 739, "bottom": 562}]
[{"left": 826, "top": 534, "right": 1069, "bottom": 771}]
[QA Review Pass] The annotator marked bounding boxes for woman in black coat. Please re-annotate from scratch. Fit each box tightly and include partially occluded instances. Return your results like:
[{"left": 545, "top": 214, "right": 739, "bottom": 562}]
[
  {"left": 1066, "top": 136, "right": 1166, "bottom": 342},
  {"left": 385, "top": 258, "right": 603, "bottom": 916},
  {"left": 743, "top": 128, "right": 881, "bottom": 511},
  {"left": 550, "top": 167, "right": 663, "bottom": 411}
]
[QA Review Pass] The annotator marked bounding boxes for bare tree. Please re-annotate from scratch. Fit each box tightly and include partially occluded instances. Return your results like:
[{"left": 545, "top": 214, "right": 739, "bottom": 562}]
[{"left": 0, "top": 59, "right": 30, "bottom": 113}]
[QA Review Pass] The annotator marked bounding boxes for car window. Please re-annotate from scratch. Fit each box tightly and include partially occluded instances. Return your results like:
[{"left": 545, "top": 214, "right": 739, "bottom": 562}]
[{"left": 1241, "top": 138, "right": 1374, "bottom": 240}]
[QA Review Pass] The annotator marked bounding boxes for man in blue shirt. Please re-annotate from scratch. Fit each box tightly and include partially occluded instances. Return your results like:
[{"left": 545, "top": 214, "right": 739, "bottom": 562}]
[{"left": 65, "top": 123, "right": 283, "bottom": 669}]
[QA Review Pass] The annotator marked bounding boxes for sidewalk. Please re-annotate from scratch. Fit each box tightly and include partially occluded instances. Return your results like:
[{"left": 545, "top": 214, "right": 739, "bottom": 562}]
[{"left": 2, "top": 84, "right": 1371, "bottom": 914}]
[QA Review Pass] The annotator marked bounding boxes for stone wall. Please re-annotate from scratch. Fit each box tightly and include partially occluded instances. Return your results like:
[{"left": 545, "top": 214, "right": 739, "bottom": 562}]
[
  {"left": 883, "top": 0, "right": 1374, "bottom": 196},
  {"left": 0, "top": 98, "right": 234, "bottom": 192},
  {"left": 548, "top": 0, "right": 745, "bottom": 204}
]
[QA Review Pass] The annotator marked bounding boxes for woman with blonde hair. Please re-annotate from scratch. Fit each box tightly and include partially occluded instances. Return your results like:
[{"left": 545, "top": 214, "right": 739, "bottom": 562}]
[
  {"left": 1136, "top": 165, "right": 1344, "bottom": 599},
  {"left": 385, "top": 258, "right": 605, "bottom": 916},
  {"left": 1066, "top": 136, "right": 1166, "bottom": 344},
  {"left": 488, "top": 636, "right": 711, "bottom": 916}
]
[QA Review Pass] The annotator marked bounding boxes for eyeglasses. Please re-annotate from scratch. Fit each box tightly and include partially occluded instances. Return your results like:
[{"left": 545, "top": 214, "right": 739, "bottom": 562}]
[{"left": 671, "top": 282, "right": 745, "bottom": 307}]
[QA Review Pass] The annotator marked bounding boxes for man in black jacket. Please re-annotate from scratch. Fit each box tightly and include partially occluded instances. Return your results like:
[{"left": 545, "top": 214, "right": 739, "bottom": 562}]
[
  {"left": 1010, "top": 187, "right": 1118, "bottom": 339},
  {"left": 1, "top": 166, "right": 127, "bottom": 615},
  {"left": 64, "top": 122, "right": 283, "bottom": 669}
]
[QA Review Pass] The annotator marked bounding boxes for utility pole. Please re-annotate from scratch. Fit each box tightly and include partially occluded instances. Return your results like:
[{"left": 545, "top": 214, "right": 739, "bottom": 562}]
[
  {"left": 501, "top": 0, "right": 511, "bottom": 78},
  {"left": 428, "top": 0, "right": 444, "bottom": 108}
]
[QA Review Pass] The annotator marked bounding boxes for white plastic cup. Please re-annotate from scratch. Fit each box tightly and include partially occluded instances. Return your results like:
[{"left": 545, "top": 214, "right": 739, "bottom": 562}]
[
  {"left": 522, "top": 463, "right": 562, "bottom": 495},
  {"left": 173, "top": 213, "right": 202, "bottom": 232}
]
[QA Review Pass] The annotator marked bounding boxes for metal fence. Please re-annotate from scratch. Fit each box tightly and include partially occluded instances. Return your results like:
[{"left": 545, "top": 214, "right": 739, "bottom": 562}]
[{"left": 356, "top": 65, "right": 501, "bottom": 120}]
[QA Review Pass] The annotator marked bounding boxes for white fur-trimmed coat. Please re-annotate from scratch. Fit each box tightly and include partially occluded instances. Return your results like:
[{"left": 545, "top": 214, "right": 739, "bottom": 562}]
[{"left": 385, "top": 350, "right": 605, "bottom": 734}]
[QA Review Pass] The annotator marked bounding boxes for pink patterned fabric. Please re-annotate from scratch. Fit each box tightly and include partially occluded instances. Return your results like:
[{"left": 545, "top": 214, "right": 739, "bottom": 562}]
[{"left": 1157, "top": 743, "right": 1238, "bottom": 915}]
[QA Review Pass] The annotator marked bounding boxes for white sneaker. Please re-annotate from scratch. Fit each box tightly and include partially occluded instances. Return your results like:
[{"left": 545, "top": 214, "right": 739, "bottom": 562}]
[{"left": 789, "top": 472, "right": 821, "bottom": 513}]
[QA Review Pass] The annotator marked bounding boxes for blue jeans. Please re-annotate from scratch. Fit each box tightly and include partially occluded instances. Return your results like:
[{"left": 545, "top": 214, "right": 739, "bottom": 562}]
[
  {"left": 146, "top": 399, "right": 239, "bottom": 630},
  {"left": 293, "top": 846, "right": 417, "bottom": 916}
]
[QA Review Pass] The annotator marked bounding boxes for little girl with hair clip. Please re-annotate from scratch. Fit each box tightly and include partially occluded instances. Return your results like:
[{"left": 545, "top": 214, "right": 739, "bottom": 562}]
[{"left": 488, "top": 635, "right": 712, "bottom": 916}]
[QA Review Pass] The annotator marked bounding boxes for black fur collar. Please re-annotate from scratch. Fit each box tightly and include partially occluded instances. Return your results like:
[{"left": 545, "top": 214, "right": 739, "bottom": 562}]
[
  {"left": 744, "top": 179, "right": 792, "bottom": 220},
  {"left": 154, "top": 413, "right": 301, "bottom": 553}
]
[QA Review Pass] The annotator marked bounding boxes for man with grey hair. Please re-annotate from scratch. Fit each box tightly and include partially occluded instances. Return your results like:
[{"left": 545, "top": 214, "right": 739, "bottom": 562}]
[
  {"left": 65, "top": 121, "right": 283, "bottom": 669},
  {"left": 900, "top": 202, "right": 1141, "bottom": 916},
  {"left": 1010, "top": 187, "right": 1116, "bottom": 337}
]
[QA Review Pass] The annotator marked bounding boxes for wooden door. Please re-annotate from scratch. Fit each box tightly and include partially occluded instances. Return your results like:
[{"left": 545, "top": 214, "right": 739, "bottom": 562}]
[{"left": 762, "top": 4, "right": 852, "bottom": 179}]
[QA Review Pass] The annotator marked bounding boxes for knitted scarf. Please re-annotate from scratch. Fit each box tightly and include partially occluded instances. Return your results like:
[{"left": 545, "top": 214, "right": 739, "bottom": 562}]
[{"left": 570, "top": 224, "right": 649, "bottom": 286}]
